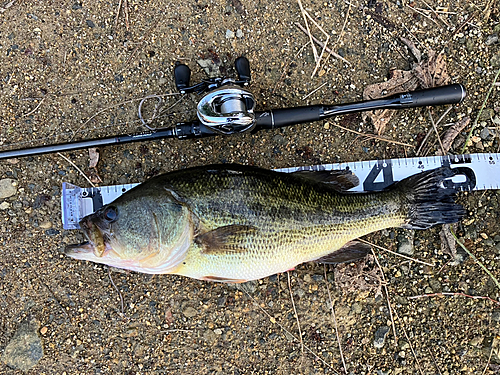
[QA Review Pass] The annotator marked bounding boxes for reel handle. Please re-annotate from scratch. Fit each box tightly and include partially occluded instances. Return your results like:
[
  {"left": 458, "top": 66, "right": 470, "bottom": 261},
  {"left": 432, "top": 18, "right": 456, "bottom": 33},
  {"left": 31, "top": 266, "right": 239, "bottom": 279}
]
[
  {"left": 235, "top": 56, "right": 251, "bottom": 83},
  {"left": 174, "top": 63, "right": 191, "bottom": 93}
]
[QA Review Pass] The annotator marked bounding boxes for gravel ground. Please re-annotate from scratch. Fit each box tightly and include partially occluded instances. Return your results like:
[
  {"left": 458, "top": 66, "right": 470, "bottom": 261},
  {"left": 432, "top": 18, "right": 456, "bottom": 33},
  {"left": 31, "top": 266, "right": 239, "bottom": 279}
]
[{"left": 1, "top": 0, "right": 499, "bottom": 374}]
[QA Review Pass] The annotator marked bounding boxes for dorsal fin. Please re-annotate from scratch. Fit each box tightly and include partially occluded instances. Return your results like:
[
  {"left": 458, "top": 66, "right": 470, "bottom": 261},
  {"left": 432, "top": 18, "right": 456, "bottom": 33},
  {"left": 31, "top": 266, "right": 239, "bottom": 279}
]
[{"left": 292, "top": 170, "right": 359, "bottom": 192}]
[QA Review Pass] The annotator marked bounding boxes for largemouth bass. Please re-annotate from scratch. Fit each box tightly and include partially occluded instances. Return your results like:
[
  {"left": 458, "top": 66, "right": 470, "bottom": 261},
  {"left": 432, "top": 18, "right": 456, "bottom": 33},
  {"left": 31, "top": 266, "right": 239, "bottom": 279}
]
[{"left": 65, "top": 164, "right": 464, "bottom": 282}]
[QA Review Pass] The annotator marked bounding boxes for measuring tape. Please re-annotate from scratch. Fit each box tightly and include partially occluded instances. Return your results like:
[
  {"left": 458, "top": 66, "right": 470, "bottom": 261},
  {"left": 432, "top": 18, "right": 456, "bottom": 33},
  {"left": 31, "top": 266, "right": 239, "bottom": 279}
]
[{"left": 61, "top": 153, "right": 500, "bottom": 230}]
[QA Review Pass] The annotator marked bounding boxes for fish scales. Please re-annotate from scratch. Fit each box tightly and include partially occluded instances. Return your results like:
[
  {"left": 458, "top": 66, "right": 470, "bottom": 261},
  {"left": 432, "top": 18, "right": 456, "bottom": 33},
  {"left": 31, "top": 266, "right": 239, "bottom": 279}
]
[{"left": 65, "top": 164, "right": 464, "bottom": 282}]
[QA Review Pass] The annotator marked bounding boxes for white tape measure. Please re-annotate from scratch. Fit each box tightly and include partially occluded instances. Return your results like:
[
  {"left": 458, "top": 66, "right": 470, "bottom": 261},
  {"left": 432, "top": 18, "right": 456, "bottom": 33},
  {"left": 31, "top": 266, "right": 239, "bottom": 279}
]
[{"left": 61, "top": 153, "right": 500, "bottom": 230}]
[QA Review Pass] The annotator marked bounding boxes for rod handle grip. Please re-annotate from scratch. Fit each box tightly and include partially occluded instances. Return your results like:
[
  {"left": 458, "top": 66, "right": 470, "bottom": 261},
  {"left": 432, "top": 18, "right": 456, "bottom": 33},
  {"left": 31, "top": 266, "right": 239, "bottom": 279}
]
[{"left": 402, "top": 84, "right": 466, "bottom": 108}]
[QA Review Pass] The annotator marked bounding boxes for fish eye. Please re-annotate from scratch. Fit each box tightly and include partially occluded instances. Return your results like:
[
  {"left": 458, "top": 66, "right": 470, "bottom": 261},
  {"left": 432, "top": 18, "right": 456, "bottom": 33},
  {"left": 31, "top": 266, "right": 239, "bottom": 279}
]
[{"left": 103, "top": 207, "right": 118, "bottom": 222}]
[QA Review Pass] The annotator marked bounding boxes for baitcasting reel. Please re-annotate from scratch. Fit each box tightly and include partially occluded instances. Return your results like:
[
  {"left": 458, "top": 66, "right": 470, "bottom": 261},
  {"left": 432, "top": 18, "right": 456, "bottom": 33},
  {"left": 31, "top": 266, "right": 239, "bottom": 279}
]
[{"left": 174, "top": 57, "right": 256, "bottom": 135}]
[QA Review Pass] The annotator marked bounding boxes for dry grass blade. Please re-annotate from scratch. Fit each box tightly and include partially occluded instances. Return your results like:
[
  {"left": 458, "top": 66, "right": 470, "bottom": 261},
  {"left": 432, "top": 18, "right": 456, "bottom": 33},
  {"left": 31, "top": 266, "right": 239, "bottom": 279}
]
[
  {"left": 295, "top": 22, "right": 350, "bottom": 65},
  {"left": 358, "top": 238, "right": 434, "bottom": 266},
  {"left": 329, "top": 122, "right": 415, "bottom": 147},
  {"left": 408, "top": 292, "right": 500, "bottom": 306},
  {"left": 416, "top": 106, "right": 453, "bottom": 156},
  {"left": 242, "top": 289, "right": 338, "bottom": 373},
  {"left": 370, "top": 249, "right": 397, "bottom": 346},
  {"left": 297, "top": 0, "right": 318, "bottom": 62},
  {"left": 57, "top": 152, "right": 96, "bottom": 187},
  {"left": 108, "top": 267, "right": 125, "bottom": 315},
  {"left": 428, "top": 109, "right": 446, "bottom": 155},
  {"left": 462, "top": 68, "right": 500, "bottom": 154},
  {"left": 287, "top": 272, "right": 304, "bottom": 355},
  {"left": 22, "top": 97, "right": 45, "bottom": 117},
  {"left": 451, "top": 229, "right": 500, "bottom": 291},
  {"left": 324, "top": 265, "right": 348, "bottom": 374},
  {"left": 393, "top": 310, "right": 425, "bottom": 375}
]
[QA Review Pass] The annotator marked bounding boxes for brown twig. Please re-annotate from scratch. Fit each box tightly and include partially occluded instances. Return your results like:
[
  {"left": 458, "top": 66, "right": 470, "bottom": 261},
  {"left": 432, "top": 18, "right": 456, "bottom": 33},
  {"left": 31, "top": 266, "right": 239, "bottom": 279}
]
[
  {"left": 22, "top": 97, "right": 46, "bottom": 117},
  {"left": 393, "top": 309, "right": 425, "bottom": 375},
  {"left": 329, "top": 122, "right": 415, "bottom": 147},
  {"left": 108, "top": 267, "right": 125, "bottom": 314},
  {"left": 324, "top": 266, "right": 348, "bottom": 374},
  {"left": 287, "top": 271, "right": 304, "bottom": 355},
  {"left": 428, "top": 109, "right": 446, "bottom": 155},
  {"left": 295, "top": 22, "right": 350, "bottom": 65},
  {"left": 427, "top": 347, "right": 443, "bottom": 375},
  {"left": 370, "top": 249, "right": 397, "bottom": 346},
  {"left": 415, "top": 106, "right": 453, "bottom": 156},
  {"left": 408, "top": 292, "right": 500, "bottom": 306},
  {"left": 242, "top": 289, "right": 338, "bottom": 372},
  {"left": 57, "top": 152, "right": 96, "bottom": 187},
  {"left": 358, "top": 238, "right": 434, "bottom": 266}
]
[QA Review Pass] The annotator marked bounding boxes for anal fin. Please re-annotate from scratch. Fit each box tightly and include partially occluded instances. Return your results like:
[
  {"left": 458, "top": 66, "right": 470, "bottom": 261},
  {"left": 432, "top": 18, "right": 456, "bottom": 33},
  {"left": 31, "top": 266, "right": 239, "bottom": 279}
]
[{"left": 314, "top": 241, "right": 371, "bottom": 264}]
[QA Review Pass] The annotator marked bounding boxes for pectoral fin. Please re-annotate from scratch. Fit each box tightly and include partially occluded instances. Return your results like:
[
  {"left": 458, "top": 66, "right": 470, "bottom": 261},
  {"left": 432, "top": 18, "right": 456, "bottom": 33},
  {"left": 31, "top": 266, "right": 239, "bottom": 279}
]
[
  {"left": 314, "top": 241, "right": 371, "bottom": 264},
  {"left": 194, "top": 225, "right": 258, "bottom": 254}
]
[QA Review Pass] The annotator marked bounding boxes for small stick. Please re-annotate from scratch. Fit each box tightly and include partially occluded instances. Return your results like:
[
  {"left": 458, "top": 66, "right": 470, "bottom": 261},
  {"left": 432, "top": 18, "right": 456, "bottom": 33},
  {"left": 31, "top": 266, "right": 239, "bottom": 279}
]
[
  {"left": 324, "top": 266, "right": 348, "bottom": 374},
  {"left": 406, "top": 5, "right": 441, "bottom": 28},
  {"left": 408, "top": 292, "right": 500, "bottom": 306},
  {"left": 160, "top": 329, "right": 193, "bottom": 334},
  {"left": 428, "top": 347, "right": 443, "bottom": 375},
  {"left": 242, "top": 289, "right": 338, "bottom": 372},
  {"left": 334, "top": 0, "right": 352, "bottom": 48},
  {"left": 481, "top": 336, "right": 497, "bottom": 375},
  {"left": 57, "top": 152, "right": 96, "bottom": 187},
  {"left": 394, "top": 310, "right": 425, "bottom": 375},
  {"left": 115, "top": 0, "right": 123, "bottom": 27},
  {"left": 108, "top": 267, "right": 125, "bottom": 314},
  {"left": 370, "top": 249, "right": 398, "bottom": 346},
  {"left": 297, "top": 0, "right": 318, "bottom": 62},
  {"left": 301, "top": 11, "right": 331, "bottom": 77},
  {"left": 358, "top": 238, "right": 434, "bottom": 267},
  {"left": 22, "top": 97, "right": 45, "bottom": 117},
  {"left": 416, "top": 106, "right": 453, "bottom": 156},
  {"left": 461, "top": 68, "right": 500, "bottom": 154},
  {"left": 428, "top": 109, "right": 446, "bottom": 155},
  {"left": 420, "top": 0, "right": 451, "bottom": 27},
  {"left": 330, "top": 122, "right": 415, "bottom": 147},
  {"left": 295, "top": 22, "right": 350, "bottom": 65},
  {"left": 287, "top": 272, "right": 304, "bottom": 355},
  {"left": 302, "top": 81, "right": 328, "bottom": 100},
  {"left": 123, "top": 0, "right": 130, "bottom": 30},
  {"left": 451, "top": 229, "right": 500, "bottom": 291}
]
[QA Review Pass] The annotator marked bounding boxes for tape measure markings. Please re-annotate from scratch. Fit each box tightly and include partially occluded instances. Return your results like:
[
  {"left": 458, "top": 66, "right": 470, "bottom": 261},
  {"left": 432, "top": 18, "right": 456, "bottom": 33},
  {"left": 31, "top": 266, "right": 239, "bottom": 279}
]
[{"left": 61, "top": 153, "right": 500, "bottom": 229}]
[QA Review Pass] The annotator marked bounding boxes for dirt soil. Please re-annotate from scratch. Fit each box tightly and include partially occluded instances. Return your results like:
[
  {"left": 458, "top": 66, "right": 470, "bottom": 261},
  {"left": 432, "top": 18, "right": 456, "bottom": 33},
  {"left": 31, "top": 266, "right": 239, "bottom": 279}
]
[{"left": 1, "top": 0, "right": 500, "bottom": 374}]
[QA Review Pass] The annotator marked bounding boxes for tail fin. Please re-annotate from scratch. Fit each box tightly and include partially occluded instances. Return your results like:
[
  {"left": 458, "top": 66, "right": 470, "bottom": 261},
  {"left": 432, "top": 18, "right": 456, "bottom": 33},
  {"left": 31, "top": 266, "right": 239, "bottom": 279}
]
[{"left": 395, "top": 167, "right": 465, "bottom": 230}]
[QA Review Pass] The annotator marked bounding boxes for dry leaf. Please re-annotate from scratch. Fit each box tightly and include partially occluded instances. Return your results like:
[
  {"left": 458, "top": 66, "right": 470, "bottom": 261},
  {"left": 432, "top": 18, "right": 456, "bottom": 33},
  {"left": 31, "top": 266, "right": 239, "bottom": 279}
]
[
  {"left": 362, "top": 50, "right": 450, "bottom": 135},
  {"left": 362, "top": 69, "right": 419, "bottom": 135},
  {"left": 412, "top": 50, "right": 450, "bottom": 88},
  {"left": 436, "top": 116, "right": 470, "bottom": 156},
  {"left": 334, "top": 255, "right": 383, "bottom": 296},
  {"left": 400, "top": 37, "right": 421, "bottom": 63},
  {"left": 88, "top": 147, "right": 102, "bottom": 183},
  {"left": 89, "top": 147, "right": 100, "bottom": 168},
  {"left": 440, "top": 223, "right": 457, "bottom": 260}
]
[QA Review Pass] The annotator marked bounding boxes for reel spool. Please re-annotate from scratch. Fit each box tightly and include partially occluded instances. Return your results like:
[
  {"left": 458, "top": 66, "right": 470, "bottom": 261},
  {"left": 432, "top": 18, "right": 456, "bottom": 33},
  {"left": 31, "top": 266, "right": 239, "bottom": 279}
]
[{"left": 174, "top": 56, "right": 256, "bottom": 135}]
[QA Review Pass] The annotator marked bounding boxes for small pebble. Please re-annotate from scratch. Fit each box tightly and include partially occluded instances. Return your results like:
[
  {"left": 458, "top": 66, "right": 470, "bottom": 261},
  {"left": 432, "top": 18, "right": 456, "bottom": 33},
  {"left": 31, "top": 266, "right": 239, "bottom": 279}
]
[
  {"left": 225, "top": 29, "right": 235, "bottom": 39},
  {"left": 39, "top": 221, "right": 52, "bottom": 229},
  {"left": 0, "top": 178, "right": 17, "bottom": 199},
  {"left": 1, "top": 319, "right": 44, "bottom": 371},
  {"left": 182, "top": 307, "right": 198, "bottom": 318},
  {"left": 373, "top": 326, "right": 390, "bottom": 349}
]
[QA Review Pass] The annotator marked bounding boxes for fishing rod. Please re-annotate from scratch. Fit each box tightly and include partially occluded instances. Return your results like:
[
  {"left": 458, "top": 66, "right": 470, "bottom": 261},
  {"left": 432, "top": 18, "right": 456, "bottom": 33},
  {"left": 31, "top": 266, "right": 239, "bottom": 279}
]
[{"left": 0, "top": 57, "right": 466, "bottom": 160}]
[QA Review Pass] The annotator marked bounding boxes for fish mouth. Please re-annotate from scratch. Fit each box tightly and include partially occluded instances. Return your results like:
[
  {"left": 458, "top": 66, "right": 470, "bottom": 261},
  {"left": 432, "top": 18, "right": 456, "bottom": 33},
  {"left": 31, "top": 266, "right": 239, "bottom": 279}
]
[{"left": 65, "top": 217, "right": 107, "bottom": 258}]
